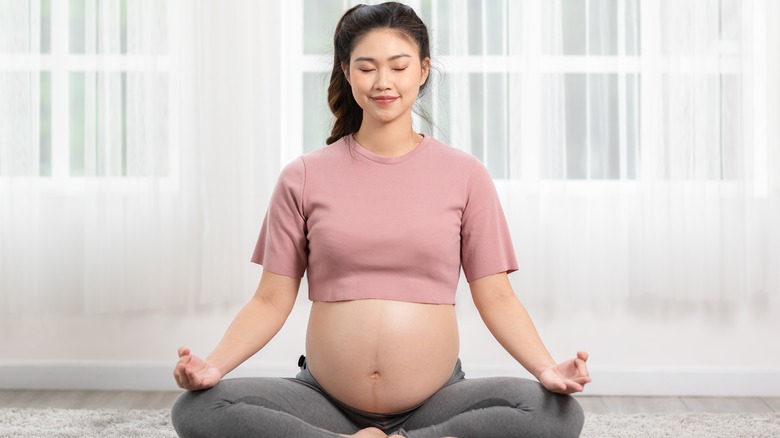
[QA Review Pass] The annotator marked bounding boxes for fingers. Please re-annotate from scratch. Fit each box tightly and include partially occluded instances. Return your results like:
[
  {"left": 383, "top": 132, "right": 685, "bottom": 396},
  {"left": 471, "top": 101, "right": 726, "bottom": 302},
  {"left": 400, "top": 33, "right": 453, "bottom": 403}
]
[
  {"left": 571, "top": 375, "right": 591, "bottom": 386},
  {"left": 174, "top": 354, "right": 195, "bottom": 388},
  {"left": 567, "top": 351, "right": 592, "bottom": 394},
  {"left": 173, "top": 362, "right": 189, "bottom": 389},
  {"left": 575, "top": 356, "right": 589, "bottom": 379},
  {"left": 173, "top": 347, "right": 199, "bottom": 390},
  {"left": 560, "top": 376, "right": 590, "bottom": 394},
  {"left": 551, "top": 378, "right": 583, "bottom": 395},
  {"left": 567, "top": 382, "right": 584, "bottom": 394},
  {"left": 174, "top": 347, "right": 187, "bottom": 387}
]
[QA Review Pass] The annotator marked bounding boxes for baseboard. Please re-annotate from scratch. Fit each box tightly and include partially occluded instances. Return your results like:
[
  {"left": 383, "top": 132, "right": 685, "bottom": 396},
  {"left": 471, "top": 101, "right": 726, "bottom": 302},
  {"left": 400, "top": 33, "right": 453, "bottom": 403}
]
[
  {"left": 1, "top": 362, "right": 778, "bottom": 396},
  {"left": 583, "top": 367, "right": 780, "bottom": 397},
  {"left": 0, "top": 361, "right": 293, "bottom": 392}
]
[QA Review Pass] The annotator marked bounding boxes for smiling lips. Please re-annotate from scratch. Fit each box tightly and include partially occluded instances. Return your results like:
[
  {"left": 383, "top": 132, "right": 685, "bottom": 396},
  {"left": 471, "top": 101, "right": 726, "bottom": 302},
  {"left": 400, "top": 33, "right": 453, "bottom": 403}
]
[{"left": 372, "top": 96, "right": 399, "bottom": 105}]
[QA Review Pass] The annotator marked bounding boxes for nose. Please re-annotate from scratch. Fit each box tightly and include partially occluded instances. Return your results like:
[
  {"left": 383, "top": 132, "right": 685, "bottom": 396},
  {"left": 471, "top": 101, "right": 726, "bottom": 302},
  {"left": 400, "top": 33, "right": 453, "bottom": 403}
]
[{"left": 374, "top": 69, "right": 390, "bottom": 90}]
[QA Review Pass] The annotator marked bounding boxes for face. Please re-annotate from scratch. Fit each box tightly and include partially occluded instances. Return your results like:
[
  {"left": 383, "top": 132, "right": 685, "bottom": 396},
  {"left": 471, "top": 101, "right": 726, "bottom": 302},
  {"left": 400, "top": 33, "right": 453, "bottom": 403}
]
[{"left": 342, "top": 28, "right": 430, "bottom": 127}]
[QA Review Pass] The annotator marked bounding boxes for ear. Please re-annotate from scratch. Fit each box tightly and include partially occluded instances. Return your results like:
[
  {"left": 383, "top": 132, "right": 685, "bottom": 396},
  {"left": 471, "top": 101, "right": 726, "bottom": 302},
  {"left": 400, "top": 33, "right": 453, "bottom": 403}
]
[
  {"left": 420, "top": 57, "right": 430, "bottom": 86},
  {"left": 341, "top": 62, "right": 350, "bottom": 84}
]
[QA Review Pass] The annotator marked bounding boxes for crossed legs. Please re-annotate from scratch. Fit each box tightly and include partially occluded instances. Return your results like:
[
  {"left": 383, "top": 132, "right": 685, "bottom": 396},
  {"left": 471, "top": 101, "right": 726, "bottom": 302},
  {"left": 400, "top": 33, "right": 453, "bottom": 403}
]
[{"left": 171, "top": 375, "right": 584, "bottom": 438}]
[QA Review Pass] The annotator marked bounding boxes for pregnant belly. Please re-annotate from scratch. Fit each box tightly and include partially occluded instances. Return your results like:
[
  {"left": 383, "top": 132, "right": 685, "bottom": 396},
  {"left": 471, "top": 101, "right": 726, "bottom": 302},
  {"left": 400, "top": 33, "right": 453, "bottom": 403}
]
[{"left": 305, "top": 300, "right": 460, "bottom": 414}]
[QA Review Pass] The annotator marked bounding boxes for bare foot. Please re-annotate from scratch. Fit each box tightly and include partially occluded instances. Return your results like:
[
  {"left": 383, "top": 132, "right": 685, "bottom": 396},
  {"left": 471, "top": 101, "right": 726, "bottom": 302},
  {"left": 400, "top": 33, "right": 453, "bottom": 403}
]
[{"left": 341, "top": 427, "right": 388, "bottom": 437}]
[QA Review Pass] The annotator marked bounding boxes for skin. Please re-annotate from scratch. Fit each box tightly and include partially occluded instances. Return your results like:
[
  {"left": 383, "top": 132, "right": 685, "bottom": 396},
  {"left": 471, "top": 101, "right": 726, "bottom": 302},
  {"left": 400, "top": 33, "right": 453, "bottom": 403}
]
[
  {"left": 342, "top": 28, "right": 431, "bottom": 157},
  {"left": 174, "top": 29, "right": 591, "bottom": 438}
]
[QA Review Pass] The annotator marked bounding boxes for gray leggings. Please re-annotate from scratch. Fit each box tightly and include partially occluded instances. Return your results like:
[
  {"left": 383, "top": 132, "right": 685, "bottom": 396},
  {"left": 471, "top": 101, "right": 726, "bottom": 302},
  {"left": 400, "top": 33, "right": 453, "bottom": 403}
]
[{"left": 171, "top": 357, "right": 584, "bottom": 438}]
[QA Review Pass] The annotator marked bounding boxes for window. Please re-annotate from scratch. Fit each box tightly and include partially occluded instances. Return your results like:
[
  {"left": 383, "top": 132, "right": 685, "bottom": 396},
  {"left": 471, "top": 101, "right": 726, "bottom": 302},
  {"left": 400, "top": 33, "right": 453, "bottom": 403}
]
[
  {"left": 0, "top": 0, "right": 173, "bottom": 181},
  {"left": 286, "top": 0, "right": 764, "bottom": 184}
]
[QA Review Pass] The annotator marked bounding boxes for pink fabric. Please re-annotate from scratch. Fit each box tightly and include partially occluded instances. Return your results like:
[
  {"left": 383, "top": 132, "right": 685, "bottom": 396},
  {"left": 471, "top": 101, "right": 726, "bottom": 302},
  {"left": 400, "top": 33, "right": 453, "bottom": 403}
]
[{"left": 252, "top": 135, "right": 518, "bottom": 304}]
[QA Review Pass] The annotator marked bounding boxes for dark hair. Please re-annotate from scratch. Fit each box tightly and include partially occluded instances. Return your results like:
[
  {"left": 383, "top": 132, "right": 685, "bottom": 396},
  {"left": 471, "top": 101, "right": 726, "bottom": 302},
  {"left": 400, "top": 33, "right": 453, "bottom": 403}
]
[{"left": 326, "top": 2, "right": 432, "bottom": 145}]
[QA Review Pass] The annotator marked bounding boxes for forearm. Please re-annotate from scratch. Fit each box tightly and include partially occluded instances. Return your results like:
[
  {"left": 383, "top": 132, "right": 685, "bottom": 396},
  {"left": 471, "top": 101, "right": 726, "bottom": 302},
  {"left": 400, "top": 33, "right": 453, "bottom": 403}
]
[
  {"left": 205, "top": 295, "right": 291, "bottom": 376},
  {"left": 470, "top": 275, "right": 556, "bottom": 379},
  {"left": 477, "top": 296, "right": 556, "bottom": 378}
]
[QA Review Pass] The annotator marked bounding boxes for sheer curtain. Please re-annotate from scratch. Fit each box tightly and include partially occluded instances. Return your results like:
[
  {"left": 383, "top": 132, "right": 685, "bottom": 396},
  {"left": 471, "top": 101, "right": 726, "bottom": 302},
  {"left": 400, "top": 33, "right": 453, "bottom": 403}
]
[
  {"left": 510, "top": 0, "right": 780, "bottom": 307},
  {"left": 294, "top": 0, "right": 779, "bottom": 308},
  {"left": 3, "top": 0, "right": 778, "bottom": 314},
  {"left": 403, "top": 0, "right": 778, "bottom": 307},
  {"left": 0, "top": 0, "right": 281, "bottom": 313}
]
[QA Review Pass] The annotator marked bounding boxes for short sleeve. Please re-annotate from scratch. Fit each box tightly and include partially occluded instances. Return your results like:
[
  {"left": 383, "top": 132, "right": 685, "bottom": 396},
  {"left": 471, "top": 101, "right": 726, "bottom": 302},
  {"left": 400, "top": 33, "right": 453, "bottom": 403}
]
[
  {"left": 251, "top": 157, "right": 308, "bottom": 278},
  {"left": 460, "top": 159, "right": 519, "bottom": 282}
]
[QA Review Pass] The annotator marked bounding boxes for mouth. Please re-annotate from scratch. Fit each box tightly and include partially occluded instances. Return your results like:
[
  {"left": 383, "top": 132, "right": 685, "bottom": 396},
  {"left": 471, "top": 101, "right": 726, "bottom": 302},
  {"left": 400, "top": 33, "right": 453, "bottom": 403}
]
[{"left": 371, "top": 96, "right": 399, "bottom": 104}]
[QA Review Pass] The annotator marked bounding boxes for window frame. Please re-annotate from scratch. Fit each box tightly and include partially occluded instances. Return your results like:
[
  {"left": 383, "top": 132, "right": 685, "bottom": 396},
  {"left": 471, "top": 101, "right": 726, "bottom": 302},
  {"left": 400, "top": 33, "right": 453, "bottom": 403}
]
[
  {"left": 0, "top": 0, "right": 180, "bottom": 194},
  {"left": 282, "top": 0, "right": 777, "bottom": 199}
]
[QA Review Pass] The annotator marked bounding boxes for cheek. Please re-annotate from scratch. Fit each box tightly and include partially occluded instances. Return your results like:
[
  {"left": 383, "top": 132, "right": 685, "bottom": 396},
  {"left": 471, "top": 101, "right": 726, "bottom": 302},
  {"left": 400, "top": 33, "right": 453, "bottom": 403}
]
[
  {"left": 347, "top": 80, "right": 364, "bottom": 102},
  {"left": 406, "top": 70, "right": 425, "bottom": 89},
  {"left": 348, "top": 79, "right": 371, "bottom": 109},
  {"left": 404, "top": 76, "right": 423, "bottom": 94},
  {"left": 349, "top": 76, "right": 371, "bottom": 95}
]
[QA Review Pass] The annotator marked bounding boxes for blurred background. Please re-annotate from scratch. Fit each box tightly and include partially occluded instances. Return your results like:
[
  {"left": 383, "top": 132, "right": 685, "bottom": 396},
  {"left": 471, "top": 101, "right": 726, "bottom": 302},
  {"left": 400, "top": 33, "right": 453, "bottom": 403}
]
[{"left": 1, "top": 0, "right": 778, "bottom": 396}]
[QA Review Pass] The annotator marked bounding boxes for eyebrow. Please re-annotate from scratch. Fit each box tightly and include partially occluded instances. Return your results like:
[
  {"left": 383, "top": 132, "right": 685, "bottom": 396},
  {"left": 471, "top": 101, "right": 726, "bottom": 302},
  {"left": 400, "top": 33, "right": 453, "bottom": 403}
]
[{"left": 352, "top": 54, "right": 412, "bottom": 63}]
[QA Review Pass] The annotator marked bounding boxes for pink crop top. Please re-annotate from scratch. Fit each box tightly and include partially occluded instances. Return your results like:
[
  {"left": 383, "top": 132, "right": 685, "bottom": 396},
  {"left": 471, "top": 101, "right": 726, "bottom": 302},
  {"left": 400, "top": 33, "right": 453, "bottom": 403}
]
[{"left": 251, "top": 135, "right": 518, "bottom": 304}]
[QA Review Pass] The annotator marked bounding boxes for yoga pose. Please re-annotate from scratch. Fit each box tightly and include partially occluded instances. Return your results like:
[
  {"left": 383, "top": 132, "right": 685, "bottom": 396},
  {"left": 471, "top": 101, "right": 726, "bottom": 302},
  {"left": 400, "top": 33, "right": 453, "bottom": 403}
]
[{"left": 171, "top": 3, "right": 590, "bottom": 437}]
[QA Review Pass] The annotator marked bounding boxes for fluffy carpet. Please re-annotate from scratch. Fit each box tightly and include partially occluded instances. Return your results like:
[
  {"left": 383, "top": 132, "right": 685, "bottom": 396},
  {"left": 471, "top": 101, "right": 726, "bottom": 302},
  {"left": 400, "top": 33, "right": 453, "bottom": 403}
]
[
  {"left": 0, "top": 408, "right": 779, "bottom": 437},
  {"left": 0, "top": 408, "right": 175, "bottom": 437},
  {"left": 581, "top": 413, "right": 780, "bottom": 437}
]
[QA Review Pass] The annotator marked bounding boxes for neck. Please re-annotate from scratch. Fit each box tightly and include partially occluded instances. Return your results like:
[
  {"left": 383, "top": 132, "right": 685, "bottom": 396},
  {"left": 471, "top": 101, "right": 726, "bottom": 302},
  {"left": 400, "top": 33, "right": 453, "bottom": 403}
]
[{"left": 353, "top": 116, "right": 422, "bottom": 157}]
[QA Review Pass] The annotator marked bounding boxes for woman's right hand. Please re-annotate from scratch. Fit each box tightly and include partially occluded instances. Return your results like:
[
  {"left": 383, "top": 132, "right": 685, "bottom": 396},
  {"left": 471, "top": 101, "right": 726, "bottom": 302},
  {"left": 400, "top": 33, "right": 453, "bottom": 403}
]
[{"left": 173, "top": 347, "right": 223, "bottom": 391}]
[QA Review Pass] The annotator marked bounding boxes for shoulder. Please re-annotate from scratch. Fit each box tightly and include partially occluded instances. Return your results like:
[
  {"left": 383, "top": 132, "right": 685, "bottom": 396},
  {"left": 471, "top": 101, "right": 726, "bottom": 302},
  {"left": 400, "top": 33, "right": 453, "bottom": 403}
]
[
  {"left": 303, "top": 137, "right": 351, "bottom": 163},
  {"left": 277, "top": 137, "right": 350, "bottom": 181},
  {"left": 423, "top": 137, "right": 480, "bottom": 167},
  {"left": 422, "top": 137, "right": 483, "bottom": 179},
  {"left": 425, "top": 137, "right": 478, "bottom": 161},
  {"left": 278, "top": 156, "right": 305, "bottom": 184},
  {"left": 423, "top": 138, "right": 494, "bottom": 190}
]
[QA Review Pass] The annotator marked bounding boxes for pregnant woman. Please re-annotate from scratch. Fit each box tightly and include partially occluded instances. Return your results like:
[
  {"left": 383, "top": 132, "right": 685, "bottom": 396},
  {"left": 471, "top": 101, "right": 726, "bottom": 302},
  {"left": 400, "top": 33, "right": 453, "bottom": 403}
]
[{"left": 171, "top": 3, "right": 590, "bottom": 437}]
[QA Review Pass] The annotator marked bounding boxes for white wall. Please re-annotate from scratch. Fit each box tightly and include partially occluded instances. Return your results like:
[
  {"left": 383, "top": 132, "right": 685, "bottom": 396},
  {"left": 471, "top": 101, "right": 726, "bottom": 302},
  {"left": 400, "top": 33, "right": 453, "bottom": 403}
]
[{"left": 2, "top": 274, "right": 779, "bottom": 396}]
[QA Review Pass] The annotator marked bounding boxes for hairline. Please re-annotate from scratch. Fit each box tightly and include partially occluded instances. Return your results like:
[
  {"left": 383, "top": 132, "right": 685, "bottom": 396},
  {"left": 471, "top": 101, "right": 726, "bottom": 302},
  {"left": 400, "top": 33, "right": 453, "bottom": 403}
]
[
  {"left": 344, "top": 27, "right": 429, "bottom": 66},
  {"left": 352, "top": 54, "right": 413, "bottom": 63}
]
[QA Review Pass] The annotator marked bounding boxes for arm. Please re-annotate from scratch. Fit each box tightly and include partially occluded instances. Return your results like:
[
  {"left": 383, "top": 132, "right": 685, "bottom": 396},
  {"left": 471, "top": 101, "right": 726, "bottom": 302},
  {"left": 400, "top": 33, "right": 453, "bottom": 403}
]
[
  {"left": 173, "top": 269, "right": 301, "bottom": 391},
  {"left": 469, "top": 272, "right": 591, "bottom": 394}
]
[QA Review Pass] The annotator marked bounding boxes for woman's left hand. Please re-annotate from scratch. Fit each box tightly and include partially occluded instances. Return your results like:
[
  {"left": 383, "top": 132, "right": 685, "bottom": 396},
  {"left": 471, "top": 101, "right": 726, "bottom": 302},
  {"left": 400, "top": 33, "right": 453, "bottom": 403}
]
[{"left": 538, "top": 351, "right": 591, "bottom": 395}]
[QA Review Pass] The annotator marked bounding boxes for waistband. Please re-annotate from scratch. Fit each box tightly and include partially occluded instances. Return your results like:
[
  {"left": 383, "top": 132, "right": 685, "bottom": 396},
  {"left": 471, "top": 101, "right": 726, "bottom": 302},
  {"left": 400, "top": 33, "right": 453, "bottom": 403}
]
[{"left": 292, "top": 355, "right": 465, "bottom": 434}]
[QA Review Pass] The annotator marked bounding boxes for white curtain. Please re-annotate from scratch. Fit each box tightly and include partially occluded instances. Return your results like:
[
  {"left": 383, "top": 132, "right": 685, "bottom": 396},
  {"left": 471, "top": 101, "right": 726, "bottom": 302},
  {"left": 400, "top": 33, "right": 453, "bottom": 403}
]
[
  {"left": 3, "top": 0, "right": 778, "bottom": 314},
  {"left": 509, "top": 0, "right": 780, "bottom": 307},
  {"left": 421, "top": 0, "right": 778, "bottom": 307},
  {"left": 0, "top": 0, "right": 281, "bottom": 313}
]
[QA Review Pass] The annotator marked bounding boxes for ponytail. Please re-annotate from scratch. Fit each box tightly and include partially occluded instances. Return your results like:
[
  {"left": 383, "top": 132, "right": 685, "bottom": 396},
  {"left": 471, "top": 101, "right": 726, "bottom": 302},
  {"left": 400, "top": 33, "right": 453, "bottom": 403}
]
[
  {"left": 326, "top": 4, "right": 365, "bottom": 145},
  {"left": 326, "top": 56, "right": 362, "bottom": 145}
]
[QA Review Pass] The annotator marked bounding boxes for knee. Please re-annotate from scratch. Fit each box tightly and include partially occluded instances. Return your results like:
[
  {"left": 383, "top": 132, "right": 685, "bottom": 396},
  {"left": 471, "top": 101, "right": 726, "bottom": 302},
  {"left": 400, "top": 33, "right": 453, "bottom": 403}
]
[
  {"left": 170, "top": 392, "right": 190, "bottom": 436},
  {"left": 171, "top": 390, "right": 208, "bottom": 438},
  {"left": 548, "top": 394, "right": 585, "bottom": 438},
  {"left": 476, "top": 378, "right": 585, "bottom": 437},
  {"left": 519, "top": 383, "right": 584, "bottom": 438},
  {"left": 503, "top": 379, "right": 584, "bottom": 433}
]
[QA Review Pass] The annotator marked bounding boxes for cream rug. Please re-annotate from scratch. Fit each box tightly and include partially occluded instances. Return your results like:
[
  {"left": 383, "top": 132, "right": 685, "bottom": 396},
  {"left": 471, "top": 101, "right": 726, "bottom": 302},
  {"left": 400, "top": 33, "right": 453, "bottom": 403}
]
[
  {"left": 581, "top": 413, "right": 780, "bottom": 437},
  {"left": 0, "top": 408, "right": 779, "bottom": 437},
  {"left": 0, "top": 408, "right": 175, "bottom": 437}
]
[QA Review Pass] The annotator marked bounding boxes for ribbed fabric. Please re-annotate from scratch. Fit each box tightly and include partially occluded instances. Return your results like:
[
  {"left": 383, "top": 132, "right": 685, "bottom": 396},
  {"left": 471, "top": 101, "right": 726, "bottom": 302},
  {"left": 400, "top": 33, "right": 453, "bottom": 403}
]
[{"left": 252, "top": 135, "right": 518, "bottom": 304}]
